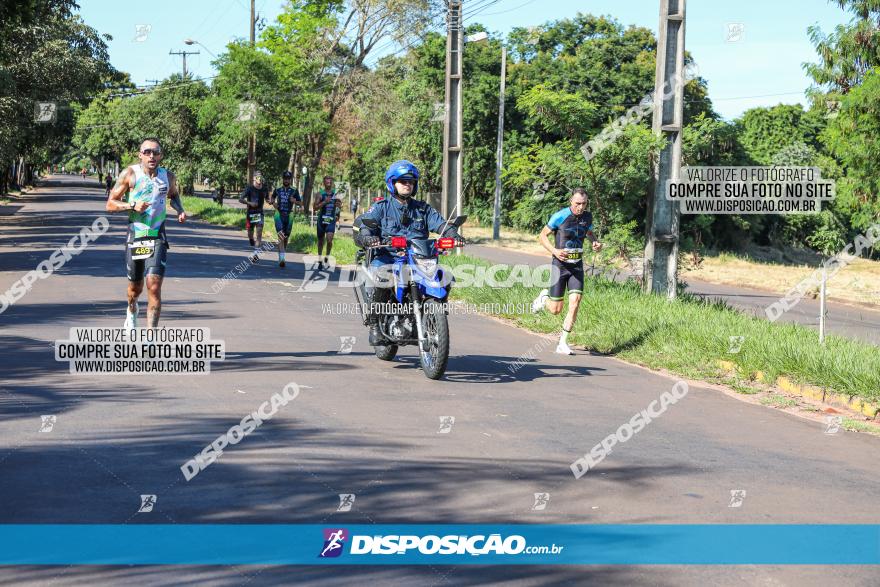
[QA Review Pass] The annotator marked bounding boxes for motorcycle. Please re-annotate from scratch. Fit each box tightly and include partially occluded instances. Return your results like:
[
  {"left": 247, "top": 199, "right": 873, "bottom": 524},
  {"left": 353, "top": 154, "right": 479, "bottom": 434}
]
[{"left": 353, "top": 216, "right": 466, "bottom": 380}]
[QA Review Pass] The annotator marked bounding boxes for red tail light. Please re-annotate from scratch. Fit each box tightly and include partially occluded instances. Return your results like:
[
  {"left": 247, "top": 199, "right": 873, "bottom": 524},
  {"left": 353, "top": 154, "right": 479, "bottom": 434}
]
[
  {"left": 436, "top": 237, "right": 455, "bottom": 249},
  {"left": 391, "top": 236, "right": 407, "bottom": 248}
]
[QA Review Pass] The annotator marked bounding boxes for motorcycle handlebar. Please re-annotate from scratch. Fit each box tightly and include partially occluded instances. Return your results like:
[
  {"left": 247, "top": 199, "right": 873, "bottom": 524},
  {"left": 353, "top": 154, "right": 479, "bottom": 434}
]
[{"left": 364, "top": 239, "right": 465, "bottom": 250}]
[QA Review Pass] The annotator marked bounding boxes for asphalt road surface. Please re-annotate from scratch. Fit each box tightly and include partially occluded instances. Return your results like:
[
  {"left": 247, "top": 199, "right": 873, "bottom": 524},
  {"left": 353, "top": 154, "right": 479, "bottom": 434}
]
[{"left": 0, "top": 175, "right": 877, "bottom": 585}]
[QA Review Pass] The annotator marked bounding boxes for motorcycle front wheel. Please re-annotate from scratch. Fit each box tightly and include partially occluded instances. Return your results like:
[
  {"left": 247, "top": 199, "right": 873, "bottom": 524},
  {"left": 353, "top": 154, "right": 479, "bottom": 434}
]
[{"left": 419, "top": 298, "right": 449, "bottom": 380}]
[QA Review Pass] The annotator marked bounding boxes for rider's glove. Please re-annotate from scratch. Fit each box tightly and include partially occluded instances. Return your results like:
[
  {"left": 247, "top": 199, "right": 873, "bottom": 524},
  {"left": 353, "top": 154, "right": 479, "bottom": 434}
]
[
  {"left": 454, "top": 235, "right": 466, "bottom": 247},
  {"left": 363, "top": 235, "right": 381, "bottom": 247}
]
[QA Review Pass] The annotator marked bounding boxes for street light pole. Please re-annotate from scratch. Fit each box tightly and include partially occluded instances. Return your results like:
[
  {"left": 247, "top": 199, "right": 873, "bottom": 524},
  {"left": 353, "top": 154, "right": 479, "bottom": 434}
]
[
  {"left": 492, "top": 46, "right": 507, "bottom": 241},
  {"left": 184, "top": 38, "right": 217, "bottom": 58}
]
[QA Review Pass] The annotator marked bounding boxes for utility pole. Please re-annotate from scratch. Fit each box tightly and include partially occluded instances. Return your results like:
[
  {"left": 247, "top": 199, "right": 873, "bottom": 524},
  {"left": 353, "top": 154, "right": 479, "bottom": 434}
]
[
  {"left": 169, "top": 50, "right": 199, "bottom": 77},
  {"left": 492, "top": 45, "right": 507, "bottom": 240},
  {"left": 643, "top": 0, "right": 686, "bottom": 299},
  {"left": 441, "top": 0, "right": 463, "bottom": 222},
  {"left": 246, "top": 0, "right": 256, "bottom": 186}
]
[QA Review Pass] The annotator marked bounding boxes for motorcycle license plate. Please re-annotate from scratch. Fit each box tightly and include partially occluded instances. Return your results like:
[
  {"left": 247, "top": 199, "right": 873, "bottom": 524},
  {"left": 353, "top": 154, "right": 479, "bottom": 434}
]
[
  {"left": 129, "top": 238, "right": 156, "bottom": 260},
  {"left": 248, "top": 213, "right": 263, "bottom": 224}
]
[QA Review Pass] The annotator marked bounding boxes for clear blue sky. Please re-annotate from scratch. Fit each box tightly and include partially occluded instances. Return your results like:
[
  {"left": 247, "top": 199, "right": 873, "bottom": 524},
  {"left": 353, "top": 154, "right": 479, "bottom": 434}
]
[{"left": 77, "top": 0, "right": 850, "bottom": 120}]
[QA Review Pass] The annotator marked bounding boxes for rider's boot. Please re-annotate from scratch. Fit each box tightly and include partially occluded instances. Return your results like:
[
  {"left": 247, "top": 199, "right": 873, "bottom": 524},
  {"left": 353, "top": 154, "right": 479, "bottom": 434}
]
[{"left": 366, "top": 286, "right": 390, "bottom": 346}]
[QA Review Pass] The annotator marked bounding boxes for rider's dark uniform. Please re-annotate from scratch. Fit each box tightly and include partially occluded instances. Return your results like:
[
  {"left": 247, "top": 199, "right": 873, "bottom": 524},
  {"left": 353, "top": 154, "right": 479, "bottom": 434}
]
[{"left": 355, "top": 196, "right": 450, "bottom": 267}]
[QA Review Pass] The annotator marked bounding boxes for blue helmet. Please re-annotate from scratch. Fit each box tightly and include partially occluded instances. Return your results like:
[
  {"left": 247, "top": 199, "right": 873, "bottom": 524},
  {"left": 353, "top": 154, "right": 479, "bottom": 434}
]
[{"left": 385, "top": 160, "right": 420, "bottom": 197}]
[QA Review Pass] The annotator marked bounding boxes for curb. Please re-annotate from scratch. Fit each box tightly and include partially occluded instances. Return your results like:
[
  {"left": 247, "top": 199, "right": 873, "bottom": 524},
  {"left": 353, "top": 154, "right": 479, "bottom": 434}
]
[{"left": 716, "top": 360, "right": 879, "bottom": 420}]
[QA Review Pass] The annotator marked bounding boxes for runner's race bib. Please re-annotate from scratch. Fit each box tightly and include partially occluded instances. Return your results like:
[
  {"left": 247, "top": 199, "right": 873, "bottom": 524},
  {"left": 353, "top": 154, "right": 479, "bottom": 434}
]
[
  {"left": 563, "top": 248, "right": 583, "bottom": 263},
  {"left": 321, "top": 215, "right": 335, "bottom": 224},
  {"left": 129, "top": 238, "right": 157, "bottom": 260},
  {"left": 248, "top": 212, "right": 264, "bottom": 225}
]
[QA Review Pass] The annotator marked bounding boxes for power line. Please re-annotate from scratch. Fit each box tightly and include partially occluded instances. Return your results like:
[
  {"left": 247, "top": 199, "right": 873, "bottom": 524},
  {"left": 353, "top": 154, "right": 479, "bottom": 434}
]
[
  {"left": 464, "top": 0, "right": 502, "bottom": 21},
  {"left": 365, "top": 0, "right": 504, "bottom": 69},
  {"left": 363, "top": 4, "right": 449, "bottom": 68},
  {"left": 477, "top": 0, "right": 539, "bottom": 16}
]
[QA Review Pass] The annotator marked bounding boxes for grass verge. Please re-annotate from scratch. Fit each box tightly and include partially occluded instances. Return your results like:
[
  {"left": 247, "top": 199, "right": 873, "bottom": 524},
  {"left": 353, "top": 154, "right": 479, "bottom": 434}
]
[{"left": 440, "top": 253, "right": 880, "bottom": 404}]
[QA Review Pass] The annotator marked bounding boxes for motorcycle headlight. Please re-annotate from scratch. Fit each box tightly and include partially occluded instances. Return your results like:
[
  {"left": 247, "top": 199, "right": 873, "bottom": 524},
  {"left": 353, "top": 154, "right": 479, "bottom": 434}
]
[{"left": 414, "top": 257, "right": 438, "bottom": 275}]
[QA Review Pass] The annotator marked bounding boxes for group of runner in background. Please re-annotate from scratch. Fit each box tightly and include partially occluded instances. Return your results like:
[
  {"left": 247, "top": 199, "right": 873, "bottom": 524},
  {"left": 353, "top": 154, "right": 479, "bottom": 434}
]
[{"left": 237, "top": 171, "right": 340, "bottom": 268}]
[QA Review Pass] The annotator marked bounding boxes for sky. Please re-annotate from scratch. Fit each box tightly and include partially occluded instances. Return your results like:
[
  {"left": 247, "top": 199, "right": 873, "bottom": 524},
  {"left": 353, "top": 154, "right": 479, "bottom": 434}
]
[{"left": 76, "top": 0, "right": 852, "bottom": 120}]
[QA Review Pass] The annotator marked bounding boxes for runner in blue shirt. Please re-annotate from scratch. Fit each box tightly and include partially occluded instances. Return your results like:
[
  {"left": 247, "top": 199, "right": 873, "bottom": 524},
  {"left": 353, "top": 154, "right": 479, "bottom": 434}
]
[{"left": 531, "top": 188, "right": 603, "bottom": 355}]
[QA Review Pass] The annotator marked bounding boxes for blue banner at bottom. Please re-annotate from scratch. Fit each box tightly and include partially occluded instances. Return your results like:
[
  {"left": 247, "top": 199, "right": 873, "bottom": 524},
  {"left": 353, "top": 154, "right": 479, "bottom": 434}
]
[{"left": 0, "top": 525, "right": 878, "bottom": 565}]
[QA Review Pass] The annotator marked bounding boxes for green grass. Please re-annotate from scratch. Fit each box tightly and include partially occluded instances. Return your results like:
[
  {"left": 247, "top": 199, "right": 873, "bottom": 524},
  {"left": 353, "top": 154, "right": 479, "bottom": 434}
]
[
  {"left": 841, "top": 418, "right": 880, "bottom": 435},
  {"left": 439, "top": 253, "right": 880, "bottom": 404},
  {"left": 760, "top": 394, "right": 799, "bottom": 409}
]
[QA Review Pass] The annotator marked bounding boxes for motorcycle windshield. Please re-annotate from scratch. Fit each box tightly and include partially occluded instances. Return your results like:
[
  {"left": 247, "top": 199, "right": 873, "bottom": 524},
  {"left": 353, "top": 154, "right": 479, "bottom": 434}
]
[{"left": 409, "top": 239, "right": 435, "bottom": 258}]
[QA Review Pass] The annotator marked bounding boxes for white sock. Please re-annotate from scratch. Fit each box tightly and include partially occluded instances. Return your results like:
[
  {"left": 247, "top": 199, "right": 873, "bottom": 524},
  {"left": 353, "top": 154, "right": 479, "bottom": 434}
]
[
  {"left": 560, "top": 329, "right": 570, "bottom": 345},
  {"left": 279, "top": 250, "right": 285, "bottom": 261}
]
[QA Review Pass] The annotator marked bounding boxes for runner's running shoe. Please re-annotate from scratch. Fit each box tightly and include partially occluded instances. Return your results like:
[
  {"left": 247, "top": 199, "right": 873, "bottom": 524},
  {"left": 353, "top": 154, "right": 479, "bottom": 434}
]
[
  {"left": 123, "top": 302, "right": 138, "bottom": 329},
  {"left": 555, "top": 341, "right": 574, "bottom": 355},
  {"left": 531, "top": 288, "right": 549, "bottom": 313}
]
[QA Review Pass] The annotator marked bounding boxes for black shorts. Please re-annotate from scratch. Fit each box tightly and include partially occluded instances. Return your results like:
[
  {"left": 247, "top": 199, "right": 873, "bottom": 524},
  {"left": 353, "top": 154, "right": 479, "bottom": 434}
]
[
  {"left": 317, "top": 220, "right": 336, "bottom": 238},
  {"left": 549, "top": 259, "right": 584, "bottom": 300},
  {"left": 126, "top": 240, "right": 168, "bottom": 282}
]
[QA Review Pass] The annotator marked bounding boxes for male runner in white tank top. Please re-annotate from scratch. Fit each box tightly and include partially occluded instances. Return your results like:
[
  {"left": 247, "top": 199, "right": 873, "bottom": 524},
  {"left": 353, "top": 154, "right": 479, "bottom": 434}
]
[{"left": 105, "top": 138, "right": 187, "bottom": 328}]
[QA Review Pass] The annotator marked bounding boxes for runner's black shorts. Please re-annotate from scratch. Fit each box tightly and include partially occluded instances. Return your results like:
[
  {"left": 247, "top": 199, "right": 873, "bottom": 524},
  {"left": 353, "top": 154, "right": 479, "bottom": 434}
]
[
  {"left": 126, "top": 240, "right": 168, "bottom": 282},
  {"left": 317, "top": 220, "right": 336, "bottom": 238},
  {"left": 549, "top": 258, "right": 584, "bottom": 300}
]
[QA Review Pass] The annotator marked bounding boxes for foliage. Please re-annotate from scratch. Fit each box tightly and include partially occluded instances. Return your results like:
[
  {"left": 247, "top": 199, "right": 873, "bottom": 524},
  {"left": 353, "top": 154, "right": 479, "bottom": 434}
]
[{"left": 1, "top": 0, "right": 114, "bottom": 190}]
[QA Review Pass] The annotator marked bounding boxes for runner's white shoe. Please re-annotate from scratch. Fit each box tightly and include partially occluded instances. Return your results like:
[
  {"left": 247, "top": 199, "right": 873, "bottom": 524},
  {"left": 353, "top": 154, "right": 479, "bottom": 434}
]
[
  {"left": 555, "top": 341, "right": 574, "bottom": 355},
  {"left": 123, "top": 303, "right": 138, "bottom": 329},
  {"left": 531, "top": 288, "right": 549, "bottom": 313}
]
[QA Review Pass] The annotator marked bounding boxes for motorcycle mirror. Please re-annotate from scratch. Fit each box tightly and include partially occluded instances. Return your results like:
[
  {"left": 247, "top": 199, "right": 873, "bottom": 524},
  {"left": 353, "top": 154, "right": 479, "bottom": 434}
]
[{"left": 451, "top": 215, "right": 468, "bottom": 227}]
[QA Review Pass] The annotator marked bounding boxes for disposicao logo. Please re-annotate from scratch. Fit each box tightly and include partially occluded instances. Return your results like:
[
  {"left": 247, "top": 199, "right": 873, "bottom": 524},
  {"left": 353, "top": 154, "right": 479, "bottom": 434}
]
[{"left": 319, "top": 528, "right": 348, "bottom": 558}]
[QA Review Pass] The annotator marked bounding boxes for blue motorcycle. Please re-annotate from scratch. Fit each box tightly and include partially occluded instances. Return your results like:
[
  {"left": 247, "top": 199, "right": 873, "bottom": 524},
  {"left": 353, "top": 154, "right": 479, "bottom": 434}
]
[{"left": 354, "top": 216, "right": 466, "bottom": 380}]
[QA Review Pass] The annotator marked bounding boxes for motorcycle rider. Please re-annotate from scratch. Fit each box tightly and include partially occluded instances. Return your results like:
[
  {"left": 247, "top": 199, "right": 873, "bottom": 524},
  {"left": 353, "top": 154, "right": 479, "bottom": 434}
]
[{"left": 354, "top": 160, "right": 463, "bottom": 346}]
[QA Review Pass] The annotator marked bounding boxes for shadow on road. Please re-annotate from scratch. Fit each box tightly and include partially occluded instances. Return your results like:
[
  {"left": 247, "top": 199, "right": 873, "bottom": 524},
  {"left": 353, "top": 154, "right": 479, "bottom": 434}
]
[{"left": 391, "top": 354, "right": 605, "bottom": 384}]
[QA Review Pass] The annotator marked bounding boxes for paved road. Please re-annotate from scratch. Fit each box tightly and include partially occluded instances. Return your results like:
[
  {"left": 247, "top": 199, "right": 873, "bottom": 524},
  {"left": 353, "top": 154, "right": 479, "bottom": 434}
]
[{"left": 0, "top": 176, "right": 878, "bottom": 585}]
